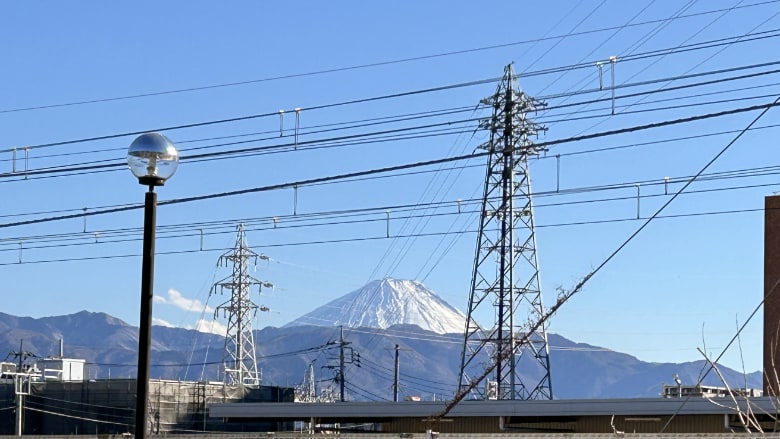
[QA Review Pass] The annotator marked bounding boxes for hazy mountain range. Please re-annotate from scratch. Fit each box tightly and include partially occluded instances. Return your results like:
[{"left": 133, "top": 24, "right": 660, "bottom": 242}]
[{"left": 0, "top": 278, "right": 763, "bottom": 400}]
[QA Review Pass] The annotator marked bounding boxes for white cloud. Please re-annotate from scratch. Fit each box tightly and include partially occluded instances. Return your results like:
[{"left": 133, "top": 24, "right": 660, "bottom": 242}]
[
  {"left": 192, "top": 319, "right": 227, "bottom": 336},
  {"left": 153, "top": 315, "right": 226, "bottom": 336},
  {"left": 156, "top": 288, "right": 213, "bottom": 313},
  {"left": 153, "top": 317, "right": 175, "bottom": 327}
]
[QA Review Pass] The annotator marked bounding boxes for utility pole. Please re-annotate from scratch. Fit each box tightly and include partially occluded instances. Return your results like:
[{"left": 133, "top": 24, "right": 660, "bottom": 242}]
[
  {"left": 458, "top": 64, "right": 553, "bottom": 401},
  {"left": 211, "top": 224, "right": 273, "bottom": 386},
  {"left": 9, "top": 340, "right": 33, "bottom": 373},
  {"left": 393, "top": 344, "right": 399, "bottom": 402},
  {"left": 9, "top": 340, "right": 33, "bottom": 437},
  {"left": 325, "top": 326, "right": 360, "bottom": 402},
  {"left": 16, "top": 380, "right": 23, "bottom": 437},
  {"left": 384, "top": 344, "right": 410, "bottom": 402},
  {"left": 8, "top": 339, "right": 35, "bottom": 437},
  {"left": 339, "top": 327, "right": 345, "bottom": 402}
]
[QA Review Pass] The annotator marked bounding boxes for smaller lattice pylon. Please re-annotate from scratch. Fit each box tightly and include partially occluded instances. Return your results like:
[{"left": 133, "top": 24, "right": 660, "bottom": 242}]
[{"left": 211, "top": 224, "right": 273, "bottom": 387}]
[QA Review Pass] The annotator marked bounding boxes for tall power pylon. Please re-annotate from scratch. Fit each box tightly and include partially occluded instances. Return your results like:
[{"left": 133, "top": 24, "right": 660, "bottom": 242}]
[
  {"left": 211, "top": 224, "right": 271, "bottom": 386},
  {"left": 457, "top": 64, "right": 552, "bottom": 400}
]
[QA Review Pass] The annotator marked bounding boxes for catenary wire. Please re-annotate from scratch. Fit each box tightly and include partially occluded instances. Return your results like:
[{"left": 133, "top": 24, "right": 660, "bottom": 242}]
[
  {"left": 5, "top": 58, "right": 779, "bottom": 180},
  {"left": 2, "top": 160, "right": 780, "bottom": 252},
  {"left": 0, "top": 99, "right": 777, "bottom": 232},
  {"left": 3, "top": 27, "right": 779, "bottom": 157},
  {"left": 4, "top": 109, "right": 779, "bottom": 223},
  {"left": 0, "top": 204, "right": 775, "bottom": 266},
  {"left": 1, "top": 0, "right": 775, "bottom": 115}
]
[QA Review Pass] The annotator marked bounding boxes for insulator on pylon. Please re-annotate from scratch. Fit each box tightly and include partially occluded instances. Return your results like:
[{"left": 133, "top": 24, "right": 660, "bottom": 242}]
[
  {"left": 207, "top": 224, "right": 279, "bottom": 387},
  {"left": 457, "top": 64, "right": 552, "bottom": 401}
]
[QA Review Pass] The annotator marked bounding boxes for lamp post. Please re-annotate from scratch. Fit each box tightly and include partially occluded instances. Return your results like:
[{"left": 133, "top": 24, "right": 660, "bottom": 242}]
[{"left": 127, "top": 133, "right": 178, "bottom": 439}]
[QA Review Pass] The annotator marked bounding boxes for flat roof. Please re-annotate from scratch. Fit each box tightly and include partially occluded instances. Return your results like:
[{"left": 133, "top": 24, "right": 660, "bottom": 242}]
[{"left": 209, "top": 397, "right": 779, "bottom": 421}]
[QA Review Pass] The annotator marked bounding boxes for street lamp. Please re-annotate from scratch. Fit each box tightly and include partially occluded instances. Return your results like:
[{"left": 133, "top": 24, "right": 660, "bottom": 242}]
[{"left": 127, "top": 132, "right": 178, "bottom": 439}]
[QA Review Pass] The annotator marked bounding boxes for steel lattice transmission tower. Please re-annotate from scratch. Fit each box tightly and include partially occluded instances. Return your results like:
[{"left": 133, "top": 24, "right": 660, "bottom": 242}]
[
  {"left": 211, "top": 224, "right": 272, "bottom": 386},
  {"left": 457, "top": 64, "right": 552, "bottom": 400}
]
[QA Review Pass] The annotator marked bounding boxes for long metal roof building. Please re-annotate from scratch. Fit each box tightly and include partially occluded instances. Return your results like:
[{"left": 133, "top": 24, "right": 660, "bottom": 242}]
[{"left": 209, "top": 397, "right": 780, "bottom": 434}]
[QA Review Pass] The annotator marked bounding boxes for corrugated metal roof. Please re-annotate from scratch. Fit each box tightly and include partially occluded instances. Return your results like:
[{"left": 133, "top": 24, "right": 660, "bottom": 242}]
[{"left": 209, "top": 397, "right": 779, "bottom": 420}]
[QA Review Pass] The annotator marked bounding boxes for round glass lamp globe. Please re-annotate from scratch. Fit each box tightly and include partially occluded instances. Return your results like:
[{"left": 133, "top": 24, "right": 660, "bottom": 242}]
[{"left": 127, "top": 132, "right": 179, "bottom": 185}]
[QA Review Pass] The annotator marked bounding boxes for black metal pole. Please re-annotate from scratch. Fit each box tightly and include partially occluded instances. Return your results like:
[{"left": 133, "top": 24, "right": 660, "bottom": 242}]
[
  {"left": 135, "top": 187, "right": 156, "bottom": 439},
  {"left": 393, "top": 344, "right": 399, "bottom": 402},
  {"left": 339, "top": 326, "right": 345, "bottom": 402}
]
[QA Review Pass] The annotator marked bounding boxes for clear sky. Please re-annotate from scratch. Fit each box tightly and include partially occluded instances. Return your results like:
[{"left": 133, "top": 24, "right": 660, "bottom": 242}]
[{"left": 1, "top": 1, "right": 779, "bottom": 375}]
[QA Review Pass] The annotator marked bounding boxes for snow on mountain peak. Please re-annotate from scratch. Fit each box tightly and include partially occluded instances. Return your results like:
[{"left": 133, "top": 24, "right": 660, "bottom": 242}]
[{"left": 285, "top": 278, "right": 466, "bottom": 334}]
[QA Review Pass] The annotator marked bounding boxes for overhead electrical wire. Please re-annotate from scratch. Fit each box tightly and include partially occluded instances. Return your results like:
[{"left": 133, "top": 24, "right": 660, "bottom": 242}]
[
  {"left": 532, "top": 0, "right": 654, "bottom": 95},
  {"left": 0, "top": 85, "right": 775, "bottom": 191},
  {"left": 2, "top": 27, "right": 778, "bottom": 159},
  {"left": 8, "top": 54, "right": 780, "bottom": 173},
  {"left": 0, "top": 99, "right": 777, "bottom": 235},
  {"left": 23, "top": 404, "right": 130, "bottom": 427},
  {"left": 572, "top": 8, "right": 780, "bottom": 135},
  {"left": 0, "top": 63, "right": 774, "bottom": 206},
  {"left": 357, "top": 123, "right": 480, "bottom": 351},
  {"left": 533, "top": 0, "right": 663, "bottom": 102},
  {"left": 0, "top": 0, "right": 775, "bottom": 116},
  {"left": 1, "top": 204, "right": 774, "bottom": 266},
  {"left": 361, "top": 0, "right": 613, "bottom": 331},
  {"left": 5, "top": 106, "right": 778, "bottom": 228},
  {"left": 435, "top": 88, "right": 780, "bottom": 420},
  {"left": 3, "top": 57, "right": 778, "bottom": 185},
  {"left": 344, "top": 382, "right": 388, "bottom": 402},
  {"left": 359, "top": 356, "right": 456, "bottom": 393},
  {"left": 29, "top": 394, "right": 134, "bottom": 412},
  {"left": 3, "top": 4, "right": 770, "bottom": 412},
  {"left": 364, "top": 102, "right": 480, "bottom": 289},
  {"left": 0, "top": 104, "right": 481, "bottom": 165},
  {"left": 623, "top": 1, "right": 698, "bottom": 56},
  {"left": 2, "top": 76, "right": 499, "bottom": 153},
  {"left": 522, "top": 0, "right": 609, "bottom": 73},
  {"left": 539, "top": 1, "right": 744, "bottom": 124}
]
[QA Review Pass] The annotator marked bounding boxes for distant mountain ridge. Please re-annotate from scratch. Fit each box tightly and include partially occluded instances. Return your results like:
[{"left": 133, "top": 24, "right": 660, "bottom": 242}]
[
  {"left": 285, "top": 278, "right": 467, "bottom": 334},
  {"left": 0, "top": 310, "right": 762, "bottom": 400}
]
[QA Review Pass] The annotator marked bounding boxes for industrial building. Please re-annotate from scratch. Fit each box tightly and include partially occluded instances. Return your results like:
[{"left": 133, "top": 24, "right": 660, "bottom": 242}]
[
  {"left": 0, "top": 374, "right": 293, "bottom": 435},
  {"left": 208, "top": 397, "right": 780, "bottom": 434}
]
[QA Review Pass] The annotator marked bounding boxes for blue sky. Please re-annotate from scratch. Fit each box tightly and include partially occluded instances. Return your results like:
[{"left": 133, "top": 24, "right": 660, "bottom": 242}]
[{"left": 1, "top": 1, "right": 779, "bottom": 376}]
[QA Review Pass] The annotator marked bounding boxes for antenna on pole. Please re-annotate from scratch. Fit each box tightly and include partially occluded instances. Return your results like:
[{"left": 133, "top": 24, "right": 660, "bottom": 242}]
[
  {"left": 210, "top": 224, "right": 272, "bottom": 387},
  {"left": 457, "top": 64, "right": 553, "bottom": 401}
]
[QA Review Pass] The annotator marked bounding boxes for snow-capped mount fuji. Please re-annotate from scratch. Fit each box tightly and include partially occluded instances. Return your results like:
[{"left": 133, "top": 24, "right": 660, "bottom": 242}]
[{"left": 285, "top": 278, "right": 466, "bottom": 334}]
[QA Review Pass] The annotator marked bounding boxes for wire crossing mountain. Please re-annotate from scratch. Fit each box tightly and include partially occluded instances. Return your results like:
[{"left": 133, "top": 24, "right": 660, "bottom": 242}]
[{"left": 285, "top": 278, "right": 467, "bottom": 334}]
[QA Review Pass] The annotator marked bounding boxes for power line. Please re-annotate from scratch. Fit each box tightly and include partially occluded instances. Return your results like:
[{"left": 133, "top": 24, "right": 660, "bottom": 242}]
[
  {"left": 2, "top": 0, "right": 775, "bottom": 116},
  {"left": 23, "top": 404, "right": 130, "bottom": 427},
  {"left": 4, "top": 77, "right": 498, "bottom": 153},
  {"left": 4, "top": 27, "right": 779, "bottom": 158},
  {"left": 10, "top": 54, "right": 780, "bottom": 172},
  {"left": 0, "top": 205, "right": 773, "bottom": 267},
  {"left": 344, "top": 382, "right": 388, "bottom": 402},
  {"left": 572, "top": 9, "right": 780, "bottom": 135},
  {"left": 435, "top": 89, "right": 780, "bottom": 421},
  {"left": 5, "top": 58, "right": 779, "bottom": 184},
  {"left": 3, "top": 152, "right": 779, "bottom": 253},
  {"left": 1, "top": 99, "right": 777, "bottom": 232},
  {"left": 5, "top": 110, "right": 778, "bottom": 226}
]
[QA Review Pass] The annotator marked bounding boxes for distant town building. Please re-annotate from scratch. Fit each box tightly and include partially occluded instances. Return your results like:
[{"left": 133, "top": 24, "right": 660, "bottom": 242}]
[
  {"left": 35, "top": 358, "right": 85, "bottom": 382},
  {"left": 662, "top": 384, "right": 763, "bottom": 398}
]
